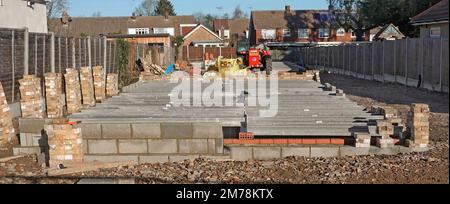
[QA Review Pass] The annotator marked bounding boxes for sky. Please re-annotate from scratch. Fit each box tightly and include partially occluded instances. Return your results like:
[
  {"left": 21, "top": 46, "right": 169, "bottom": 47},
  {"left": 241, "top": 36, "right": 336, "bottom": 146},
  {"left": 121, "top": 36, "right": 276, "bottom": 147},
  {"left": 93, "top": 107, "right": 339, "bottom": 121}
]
[{"left": 68, "top": 0, "right": 329, "bottom": 17}]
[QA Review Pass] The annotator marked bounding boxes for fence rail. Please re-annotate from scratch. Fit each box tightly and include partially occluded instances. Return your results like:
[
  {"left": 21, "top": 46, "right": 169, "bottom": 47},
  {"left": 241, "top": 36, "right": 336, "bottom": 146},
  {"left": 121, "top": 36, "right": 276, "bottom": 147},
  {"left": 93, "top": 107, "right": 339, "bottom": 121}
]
[{"left": 300, "top": 38, "right": 449, "bottom": 93}]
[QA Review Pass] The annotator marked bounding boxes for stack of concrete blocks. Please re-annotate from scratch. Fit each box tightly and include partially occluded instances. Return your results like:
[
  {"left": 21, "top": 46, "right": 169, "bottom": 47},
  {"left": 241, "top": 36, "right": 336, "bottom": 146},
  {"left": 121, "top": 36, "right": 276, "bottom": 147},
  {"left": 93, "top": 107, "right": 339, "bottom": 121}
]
[
  {"left": 64, "top": 68, "right": 82, "bottom": 114},
  {"left": 92, "top": 66, "right": 106, "bottom": 102},
  {"left": 46, "top": 119, "right": 83, "bottom": 167},
  {"left": 336, "top": 89, "right": 345, "bottom": 97},
  {"left": 375, "top": 120, "right": 395, "bottom": 148},
  {"left": 106, "top": 73, "right": 119, "bottom": 97},
  {"left": 354, "top": 133, "right": 371, "bottom": 148},
  {"left": 79, "top": 67, "right": 96, "bottom": 107},
  {"left": 0, "top": 83, "right": 15, "bottom": 145},
  {"left": 44, "top": 73, "right": 64, "bottom": 118},
  {"left": 14, "top": 118, "right": 51, "bottom": 158},
  {"left": 405, "top": 103, "right": 430, "bottom": 148},
  {"left": 80, "top": 122, "right": 224, "bottom": 164},
  {"left": 19, "top": 75, "right": 45, "bottom": 118}
]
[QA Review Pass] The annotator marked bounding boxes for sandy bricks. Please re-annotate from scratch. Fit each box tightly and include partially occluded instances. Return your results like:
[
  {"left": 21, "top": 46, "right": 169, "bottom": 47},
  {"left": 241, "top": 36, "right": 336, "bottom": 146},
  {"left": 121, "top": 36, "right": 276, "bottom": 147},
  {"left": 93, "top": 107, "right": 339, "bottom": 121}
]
[
  {"left": 64, "top": 68, "right": 82, "bottom": 114},
  {"left": 375, "top": 138, "right": 396, "bottom": 148},
  {"left": 45, "top": 120, "right": 83, "bottom": 168},
  {"left": 106, "top": 73, "right": 119, "bottom": 97},
  {"left": 44, "top": 73, "right": 64, "bottom": 118},
  {"left": 0, "top": 83, "right": 15, "bottom": 145},
  {"left": 376, "top": 120, "right": 394, "bottom": 138},
  {"left": 19, "top": 75, "right": 45, "bottom": 119},
  {"left": 354, "top": 133, "right": 371, "bottom": 148},
  {"left": 406, "top": 103, "right": 430, "bottom": 148},
  {"left": 335, "top": 89, "right": 345, "bottom": 97},
  {"left": 93, "top": 66, "right": 106, "bottom": 102},
  {"left": 79, "top": 67, "right": 96, "bottom": 107}
]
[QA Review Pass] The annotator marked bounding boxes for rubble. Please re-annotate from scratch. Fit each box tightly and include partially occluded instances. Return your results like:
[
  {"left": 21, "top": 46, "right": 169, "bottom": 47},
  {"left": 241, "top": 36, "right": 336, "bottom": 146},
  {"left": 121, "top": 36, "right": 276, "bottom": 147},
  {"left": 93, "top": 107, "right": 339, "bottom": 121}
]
[
  {"left": 44, "top": 73, "right": 64, "bottom": 118},
  {"left": 92, "top": 66, "right": 106, "bottom": 102},
  {"left": 64, "top": 68, "right": 82, "bottom": 114},
  {"left": 79, "top": 67, "right": 96, "bottom": 107},
  {"left": 106, "top": 73, "right": 119, "bottom": 97},
  {"left": 0, "top": 83, "right": 15, "bottom": 145},
  {"left": 19, "top": 75, "right": 45, "bottom": 119}
]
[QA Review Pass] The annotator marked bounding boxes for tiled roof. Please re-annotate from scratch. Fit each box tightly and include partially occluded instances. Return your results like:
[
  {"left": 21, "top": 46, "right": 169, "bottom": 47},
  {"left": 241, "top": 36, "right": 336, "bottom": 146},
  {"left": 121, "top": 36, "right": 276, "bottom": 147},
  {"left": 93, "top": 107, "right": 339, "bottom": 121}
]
[
  {"left": 251, "top": 10, "right": 335, "bottom": 30},
  {"left": 411, "top": 0, "right": 449, "bottom": 24}
]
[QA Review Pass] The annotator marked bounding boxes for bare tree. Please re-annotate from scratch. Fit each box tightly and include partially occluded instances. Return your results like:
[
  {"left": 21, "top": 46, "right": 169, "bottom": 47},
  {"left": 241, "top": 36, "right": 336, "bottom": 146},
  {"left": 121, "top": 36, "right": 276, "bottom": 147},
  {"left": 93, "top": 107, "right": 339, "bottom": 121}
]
[
  {"left": 232, "top": 6, "right": 244, "bottom": 19},
  {"left": 134, "top": 0, "right": 157, "bottom": 16},
  {"left": 47, "top": 0, "right": 69, "bottom": 18},
  {"left": 92, "top": 11, "right": 102, "bottom": 17}
]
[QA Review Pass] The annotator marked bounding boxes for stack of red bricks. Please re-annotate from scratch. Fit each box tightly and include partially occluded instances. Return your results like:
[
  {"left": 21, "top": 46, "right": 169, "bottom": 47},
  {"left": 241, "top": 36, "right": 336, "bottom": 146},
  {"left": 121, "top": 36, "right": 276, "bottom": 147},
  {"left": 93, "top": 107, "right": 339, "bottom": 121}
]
[
  {"left": 64, "top": 68, "right": 82, "bottom": 114},
  {"left": 0, "top": 83, "right": 15, "bottom": 145},
  {"left": 406, "top": 103, "right": 430, "bottom": 148},
  {"left": 45, "top": 119, "right": 83, "bottom": 168},
  {"left": 106, "top": 73, "right": 119, "bottom": 97},
  {"left": 44, "top": 73, "right": 64, "bottom": 118},
  {"left": 375, "top": 120, "right": 395, "bottom": 148},
  {"left": 19, "top": 75, "right": 45, "bottom": 118},
  {"left": 93, "top": 66, "right": 106, "bottom": 102},
  {"left": 79, "top": 67, "right": 96, "bottom": 107}
]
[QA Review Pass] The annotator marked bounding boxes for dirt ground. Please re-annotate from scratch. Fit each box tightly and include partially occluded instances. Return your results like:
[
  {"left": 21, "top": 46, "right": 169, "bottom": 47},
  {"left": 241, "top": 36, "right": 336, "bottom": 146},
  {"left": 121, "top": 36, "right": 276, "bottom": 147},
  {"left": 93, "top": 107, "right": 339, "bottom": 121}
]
[{"left": 0, "top": 73, "right": 448, "bottom": 184}]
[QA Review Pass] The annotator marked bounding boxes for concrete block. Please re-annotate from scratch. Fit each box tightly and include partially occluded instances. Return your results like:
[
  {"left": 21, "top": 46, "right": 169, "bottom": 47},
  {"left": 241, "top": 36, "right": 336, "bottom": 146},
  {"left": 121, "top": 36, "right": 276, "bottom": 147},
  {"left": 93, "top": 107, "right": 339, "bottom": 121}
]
[
  {"left": 102, "top": 124, "right": 131, "bottom": 139},
  {"left": 161, "top": 123, "right": 192, "bottom": 139},
  {"left": 339, "top": 146, "right": 370, "bottom": 156},
  {"left": 169, "top": 155, "right": 199, "bottom": 162},
  {"left": 79, "top": 123, "right": 101, "bottom": 139},
  {"left": 230, "top": 147, "right": 253, "bottom": 161},
  {"left": 215, "top": 138, "right": 224, "bottom": 154},
  {"left": 19, "top": 118, "right": 47, "bottom": 133},
  {"left": 13, "top": 146, "right": 41, "bottom": 155},
  {"left": 139, "top": 155, "right": 170, "bottom": 164},
  {"left": 88, "top": 140, "right": 117, "bottom": 154},
  {"left": 82, "top": 139, "right": 88, "bottom": 154},
  {"left": 253, "top": 147, "right": 281, "bottom": 160},
  {"left": 192, "top": 123, "right": 223, "bottom": 138},
  {"left": 178, "top": 139, "right": 208, "bottom": 154},
  {"left": 310, "top": 147, "right": 339, "bottom": 157},
  {"left": 207, "top": 139, "right": 216, "bottom": 154},
  {"left": 118, "top": 140, "right": 147, "bottom": 154},
  {"left": 132, "top": 123, "right": 161, "bottom": 138},
  {"left": 84, "top": 155, "right": 138, "bottom": 163},
  {"left": 369, "top": 146, "right": 400, "bottom": 155},
  {"left": 281, "top": 147, "right": 310, "bottom": 157},
  {"left": 147, "top": 139, "right": 177, "bottom": 154}
]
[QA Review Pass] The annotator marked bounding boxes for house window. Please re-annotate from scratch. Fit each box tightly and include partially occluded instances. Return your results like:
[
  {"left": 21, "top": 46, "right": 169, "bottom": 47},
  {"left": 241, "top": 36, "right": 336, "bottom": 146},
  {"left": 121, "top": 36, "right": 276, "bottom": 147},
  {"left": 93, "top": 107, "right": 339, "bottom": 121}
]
[
  {"left": 298, "top": 29, "right": 310, "bottom": 38},
  {"left": 261, "top": 29, "right": 276, "bottom": 39},
  {"left": 224, "top": 29, "right": 230, "bottom": 38},
  {"left": 318, "top": 28, "right": 330, "bottom": 38},
  {"left": 154, "top": 27, "right": 175, "bottom": 36},
  {"left": 136, "top": 28, "right": 149, "bottom": 35},
  {"left": 351, "top": 30, "right": 365, "bottom": 38},
  {"left": 430, "top": 27, "right": 441, "bottom": 38},
  {"left": 282, "top": 29, "right": 291, "bottom": 37},
  {"left": 337, "top": 28, "right": 345, "bottom": 37}
]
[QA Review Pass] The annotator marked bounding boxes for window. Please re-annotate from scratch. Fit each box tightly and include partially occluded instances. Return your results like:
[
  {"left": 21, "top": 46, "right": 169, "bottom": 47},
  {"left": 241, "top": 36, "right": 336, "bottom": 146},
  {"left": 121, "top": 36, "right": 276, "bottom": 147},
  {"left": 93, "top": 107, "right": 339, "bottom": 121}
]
[
  {"left": 318, "top": 28, "right": 330, "bottom": 38},
  {"left": 282, "top": 29, "right": 291, "bottom": 37},
  {"left": 154, "top": 27, "right": 175, "bottom": 36},
  {"left": 224, "top": 29, "right": 230, "bottom": 38},
  {"left": 351, "top": 30, "right": 365, "bottom": 38},
  {"left": 337, "top": 28, "right": 345, "bottom": 37},
  {"left": 261, "top": 29, "right": 276, "bottom": 39},
  {"left": 298, "top": 29, "right": 309, "bottom": 39},
  {"left": 430, "top": 27, "right": 441, "bottom": 38},
  {"left": 128, "top": 28, "right": 149, "bottom": 35}
]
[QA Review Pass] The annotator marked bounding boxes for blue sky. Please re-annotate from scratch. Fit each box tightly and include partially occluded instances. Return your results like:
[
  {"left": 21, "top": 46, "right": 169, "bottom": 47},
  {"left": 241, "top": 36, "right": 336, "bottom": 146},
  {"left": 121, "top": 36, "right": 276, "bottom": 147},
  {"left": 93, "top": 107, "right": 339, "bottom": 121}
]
[{"left": 68, "top": 0, "right": 329, "bottom": 17}]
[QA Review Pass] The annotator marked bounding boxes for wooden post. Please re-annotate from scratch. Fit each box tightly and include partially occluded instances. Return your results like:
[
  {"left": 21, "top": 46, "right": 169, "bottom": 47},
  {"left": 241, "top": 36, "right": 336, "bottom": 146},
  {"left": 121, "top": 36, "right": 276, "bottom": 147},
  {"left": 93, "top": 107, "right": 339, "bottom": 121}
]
[
  {"left": 371, "top": 42, "right": 375, "bottom": 80},
  {"left": 363, "top": 44, "right": 366, "bottom": 79},
  {"left": 394, "top": 41, "right": 397, "bottom": 83},
  {"left": 382, "top": 40, "right": 385, "bottom": 82},
  {"left": 24, "top": 27, "right": 29, "bottom": 75},
  {"left": 420, "top": 38, "right": 424, "bottom": 87}
]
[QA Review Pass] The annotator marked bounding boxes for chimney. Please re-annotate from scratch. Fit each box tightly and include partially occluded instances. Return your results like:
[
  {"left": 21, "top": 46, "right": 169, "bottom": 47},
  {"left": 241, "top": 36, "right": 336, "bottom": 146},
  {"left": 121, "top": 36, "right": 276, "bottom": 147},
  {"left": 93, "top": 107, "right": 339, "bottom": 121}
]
[{"left": 285, "top": 5, "right": 291, "bottom": 12}]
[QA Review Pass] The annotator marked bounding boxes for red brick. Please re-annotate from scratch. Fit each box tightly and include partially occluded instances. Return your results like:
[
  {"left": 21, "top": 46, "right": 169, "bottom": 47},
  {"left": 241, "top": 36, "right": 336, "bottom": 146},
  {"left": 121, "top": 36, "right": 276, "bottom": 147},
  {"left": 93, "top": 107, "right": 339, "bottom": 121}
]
[
  {"left": 259, "top": 139, "right": 274, "bottom": 144},
  {"left": 224, "top": 139, "right": 234, "bottom": 144},
  {"left": 302, "top": 139, "right": 316, "bottom": 145},
  {"left": 316, "top": 138, "right": 331, "bottom": 145},
  {"left": 287, "top": 139, "right": 303, "bottom": 144},
  {"left": 330, "top": 138, "right": 345, "bottom": 145},
  {"left": 273, "top": 139, "right": 288, "bottom": 145}
]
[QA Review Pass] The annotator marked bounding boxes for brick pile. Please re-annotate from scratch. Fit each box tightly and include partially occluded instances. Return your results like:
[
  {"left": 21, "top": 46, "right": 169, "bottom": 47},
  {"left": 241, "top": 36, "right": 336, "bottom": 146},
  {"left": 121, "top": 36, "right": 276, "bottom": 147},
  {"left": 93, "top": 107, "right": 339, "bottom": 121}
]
[
  {"left": 79, "top": 67, "right": 96, "bottom": 107},
  {"left": 92, "top": 66, "right": 106, "bottom": 102},
  {"left": 335, "top": 89, "right": 345, "bottom": 97},
  {"left": 44, "top": 73, "right": 64, "bottom": 118},
  {"left": 106, "top": 73, "right": 119, "bottom": 97},
  {"left": 354, "top": 133, "right": 371, "bottom": 148},
  {"left": 277, "top": 72, "right": 309, "bottom": 80},
  {"left": 406, "top": 103, "right": 429, "bottom": 148},
  {"left": 0, "top": 83, "right": 15, "bottom": 145},
  {"left": 45, "top": 119, "right": 83, "bottom": 168},
  {"left": 64, "top": 68, "right": 82, "bottom": 114},
  {"left": 19, "top": 75, "right": 45, "bottom": 118},
  {"left": 375, "top": 120, "right": 395, "bottom": 148}
]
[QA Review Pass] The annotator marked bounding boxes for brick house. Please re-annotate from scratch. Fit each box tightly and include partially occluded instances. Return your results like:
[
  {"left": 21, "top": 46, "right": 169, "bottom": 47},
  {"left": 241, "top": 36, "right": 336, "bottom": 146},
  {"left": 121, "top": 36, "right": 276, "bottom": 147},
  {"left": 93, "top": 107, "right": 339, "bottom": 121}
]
[
  {"left": 213, "top": 19, "right": 249, "bottom": 46},
  {"left": 183, "top": 24, "right": 224, "bottom": 47},
  {"left": 411, "top": 0, "right": 449, "bottom": 39},
  {"left": 249, "top": 5, "right": 369, "bottom": 46}
]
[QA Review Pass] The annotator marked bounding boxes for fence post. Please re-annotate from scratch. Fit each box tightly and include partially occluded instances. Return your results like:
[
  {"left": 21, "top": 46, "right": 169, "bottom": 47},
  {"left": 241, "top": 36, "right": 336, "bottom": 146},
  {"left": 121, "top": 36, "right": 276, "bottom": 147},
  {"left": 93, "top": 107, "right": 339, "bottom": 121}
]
[
  {"left": 405, "top": 38, "right": 408, "bottom": 86},
  {"left": 420, "top": 38, "right": 424, "bottom": 87},
  {"left": 34, "top": 34, "right": 37, "bottom": 75},
  {"left": 42, "top": 35, "right": 46, "bottom": 74},
  {"left": 113, "top": 41, "right": 117, "bottom": 73},
  {"left": 79, "top": 38, "right": 82, "bottom": 68},
  {"left": 362, "top": 44, "right": 366, "bottom": 79},
  {"left": 440, "top": 38, "right": 444, "bottom": 92},
  {"left": 11, "top": 30, "right": 15, "bottom": 102},
  {"left": 58, "top": 37, "right": 61, "bottom": 72},
  {"left": 24, "top": 27, "right": 29, "bottom": 75},
  {"left": 72, "top": 38, "right": 76, "bottom": 68},
  {"left": 103, "top": 36, "right": 107, "bottom": 79},
  {"left": 88, "top": 36, "right": 92, "bottom": 68},
  {"left": 50, "top": 32, "right": 55, "bottom": 73},
  {"left": 355, "top": 45, "right": 358, "bottom": 78},
  {"left": 394, "top": 41, "right": 397, "bottom": 83},
  {"left": 371, "top": 42, "right": 375, "bottom": 80}
]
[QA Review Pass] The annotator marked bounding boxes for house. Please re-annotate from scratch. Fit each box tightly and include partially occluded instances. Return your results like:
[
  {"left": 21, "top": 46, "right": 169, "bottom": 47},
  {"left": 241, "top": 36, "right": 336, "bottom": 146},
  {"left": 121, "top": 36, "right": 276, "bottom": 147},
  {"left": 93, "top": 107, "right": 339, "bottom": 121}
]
[
  {"left": 370, "top": 24, "right": 405, "bottom": 41},
  {"left": 0, "top": 0, "right": 47, "bottom": 33},
  {"left": 411, "top": 0, "right": 449, "bottom": 39},
  {"left": 183, "top": 24, "right": 224, "bottom": 47},
  {"left": 213, "top": 19, "right": 249, "bottom": 46},
  {"left": 249, "top": 5, "right": 369, "bottom": 46}
]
